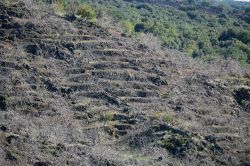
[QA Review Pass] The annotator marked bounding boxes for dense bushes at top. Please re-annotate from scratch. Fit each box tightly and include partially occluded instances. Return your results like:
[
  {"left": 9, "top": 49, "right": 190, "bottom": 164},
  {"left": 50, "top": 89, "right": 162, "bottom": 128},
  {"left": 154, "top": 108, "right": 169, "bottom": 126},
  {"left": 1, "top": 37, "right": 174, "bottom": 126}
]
[
  {"left": 34, "top": 0, "right": 250, "bottom": 66},
  {"left": 219, "top": 29, "right": 250, "bottom": 45}
]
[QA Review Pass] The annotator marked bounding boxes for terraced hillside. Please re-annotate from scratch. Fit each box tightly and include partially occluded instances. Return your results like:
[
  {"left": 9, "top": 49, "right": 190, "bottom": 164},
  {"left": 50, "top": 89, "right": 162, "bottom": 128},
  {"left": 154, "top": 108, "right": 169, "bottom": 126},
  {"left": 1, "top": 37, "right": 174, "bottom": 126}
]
[{"left": 0, "top": 1, "right": 250, "bottom": 166}]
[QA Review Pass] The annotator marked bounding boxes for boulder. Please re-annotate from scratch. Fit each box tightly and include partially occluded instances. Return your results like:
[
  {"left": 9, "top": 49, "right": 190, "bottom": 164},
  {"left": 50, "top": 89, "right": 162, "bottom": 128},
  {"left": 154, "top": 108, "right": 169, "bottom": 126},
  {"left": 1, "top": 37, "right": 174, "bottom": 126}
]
[{"left": 234, "top": 86, "right": 250, "bottom": 112}]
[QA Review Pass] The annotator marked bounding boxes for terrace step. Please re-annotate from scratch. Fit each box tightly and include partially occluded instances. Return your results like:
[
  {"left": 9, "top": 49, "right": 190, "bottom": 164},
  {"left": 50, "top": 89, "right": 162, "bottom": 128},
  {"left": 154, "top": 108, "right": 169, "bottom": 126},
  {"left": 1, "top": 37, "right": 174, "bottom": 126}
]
[
  {"left": 127, "top": 103, "right": 167, "bottom": 112},
  {"left": 0, "top": 60, "right": 23, "bottom": 70},
  {"left": 116, "top": 130, "right": 128, "bottom": 136},
  {"left": 88, "top": 60, "right": 168, "bottom": 76},
  {"left": 30, "top": 35, "right": 100, "bottom": 42},
  {"left": 74, "top": 40, "right": 121, "bottom": 50},
  {"left": 65, "top": 83, "right": 101, "bottom": 92},
  {"left": 67, "top": 74, "right": 94, "bottom": 82},
  {"left": 120, "top": 97, "right": 164, "bottom": 104},
  {"left": 0, "top": 67, "right": 14, "bottom": 75},
  {"left": 89, "top": 70, "right": 168, "bottom": 86},
  {"left": 10, "top": 100, "right": 49, "bottom": 110},
  {"left": 104, "top": 89, "right": 159, "bottom": 98},
  {"left": 113, "top": 124, "right": 132, "bottom": 130},
  {"left": 91, "top": 49, "right": 142, "bottom": 57},
  {"left": 57, "top": 35, "right": 100, "bottom": 41},
  {"left": 89, "top": 57, "right": 172, "bottom": 66},
  {"left": 72, "top": 98, "right": 109, "bottom": 107},
  {"left": 0, "top": 89, "right": 40, "bottom": 97},
  {"left": 71, "top": 91, "right": 121, "bottom": 106},
  {"left": 90, "top": 61, "right": 139, "bottom": 70},
  {"left": 97, "top": 79, "right": 160, "bottom": 90},
  {"left": 66, "top": 68, "right": 86, "bottom": 75},
  {"left": 90, "top": 70, "right": 136, "bottom": 81},
  {"left": 210, "top": 125, "right": 239, "bottom": 134}
]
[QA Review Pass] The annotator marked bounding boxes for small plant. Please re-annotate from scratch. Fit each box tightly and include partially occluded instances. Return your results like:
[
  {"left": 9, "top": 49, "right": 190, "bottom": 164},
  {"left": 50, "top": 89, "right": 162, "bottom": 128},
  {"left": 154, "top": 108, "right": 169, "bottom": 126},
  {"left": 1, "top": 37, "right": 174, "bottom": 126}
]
[
  {"left": 160, "top": 92, "right": 168, "bottom": 99},
  {"left": 53, "top": 0, "right": 66, "bottom": 13},
  {"left": 163, "top": 115, "right": 175, "bottom": 124},
  {"left": 153, "top": 112, "right": 178, "bottom": 125},
  {"left": 101, "top": 111, "right": 114, "bottom": 122},
  {"left": 126, "top": 70, "right": 133, "bottom": 80}
]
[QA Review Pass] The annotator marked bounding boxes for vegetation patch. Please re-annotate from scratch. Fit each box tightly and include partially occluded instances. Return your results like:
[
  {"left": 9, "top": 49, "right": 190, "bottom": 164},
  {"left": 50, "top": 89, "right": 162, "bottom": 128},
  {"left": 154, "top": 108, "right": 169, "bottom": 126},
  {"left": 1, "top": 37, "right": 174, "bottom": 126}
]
[
  {"left": 157, "top": 133, "right": 192, "bottom": 157},
  {"left": 153, "top": 112, "right": 178, "bottom": 125}
]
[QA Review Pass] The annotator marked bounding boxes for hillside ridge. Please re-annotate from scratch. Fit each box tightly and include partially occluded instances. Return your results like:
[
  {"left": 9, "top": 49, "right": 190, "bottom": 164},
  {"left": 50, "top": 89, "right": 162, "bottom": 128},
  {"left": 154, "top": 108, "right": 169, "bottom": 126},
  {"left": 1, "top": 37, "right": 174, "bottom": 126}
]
[{"left": 0, "top": 1, "right": 250, "bottom": 166}]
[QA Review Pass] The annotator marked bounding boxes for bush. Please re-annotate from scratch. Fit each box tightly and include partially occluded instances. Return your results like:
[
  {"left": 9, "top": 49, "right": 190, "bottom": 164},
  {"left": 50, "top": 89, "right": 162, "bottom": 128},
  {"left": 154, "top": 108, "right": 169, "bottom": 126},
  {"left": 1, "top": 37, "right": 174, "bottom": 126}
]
[
  {"left": 136, "top": 4, "right": 153, "bottom": 12},
  {"left": 187, "top": 11, "right": 198, "bottom": 20},
  {"left": 237, "top": 31, "right": 250, "bottom": 44},
  {"left": 134, "top": 23, "right": 145, "bottom": 32},
  {"left": 219, "top": 29, "right": 237, "bottom": 41},
  {"left": 77, "top": 4, "right": 96, "bottom": 20},
  {"left": 121, "top": 20, "right": 134, "bottom": 35}
]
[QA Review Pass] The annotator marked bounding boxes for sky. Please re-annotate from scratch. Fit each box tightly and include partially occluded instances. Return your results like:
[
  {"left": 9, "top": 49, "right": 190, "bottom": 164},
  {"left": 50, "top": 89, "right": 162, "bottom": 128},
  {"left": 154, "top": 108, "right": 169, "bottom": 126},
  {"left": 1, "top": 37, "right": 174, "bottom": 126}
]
[{"left": 235, "top": 0, "right": 250, "bottom": 2}]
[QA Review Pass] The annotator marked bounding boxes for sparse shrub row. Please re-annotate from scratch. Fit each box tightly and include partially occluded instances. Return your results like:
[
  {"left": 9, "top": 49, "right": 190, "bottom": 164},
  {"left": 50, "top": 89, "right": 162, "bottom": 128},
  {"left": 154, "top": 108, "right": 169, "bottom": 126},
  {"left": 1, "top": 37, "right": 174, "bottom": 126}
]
[{"left": 33, "top": 0, "right": 97, "bottom": 21}]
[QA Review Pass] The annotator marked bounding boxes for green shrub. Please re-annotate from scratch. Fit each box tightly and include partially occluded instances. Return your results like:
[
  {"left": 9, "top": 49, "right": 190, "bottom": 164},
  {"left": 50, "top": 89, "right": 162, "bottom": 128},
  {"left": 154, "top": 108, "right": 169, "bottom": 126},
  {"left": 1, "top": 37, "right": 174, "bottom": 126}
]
[
  {"left": 163, "top": 115, "right": 175, "bottom": 124},
  {"left": 101, "top": 112, "right": 114, "bottom": 122},
  {"left": 187, "top": 11, "right": 198, "bottom": 20},
  {"left": 153, "top": 112, "right": 178, "bottom": 125},
  {"left": 77, "top": 4, "right": 96, "bottom": 20},
  {"left": 121, "top": 20, "right": 134, "bottom": 35}
]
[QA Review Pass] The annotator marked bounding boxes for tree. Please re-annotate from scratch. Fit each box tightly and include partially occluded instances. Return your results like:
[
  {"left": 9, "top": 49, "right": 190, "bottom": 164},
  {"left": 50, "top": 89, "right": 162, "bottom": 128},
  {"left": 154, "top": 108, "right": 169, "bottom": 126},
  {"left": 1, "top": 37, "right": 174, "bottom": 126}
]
[{"left": 134, "top": 23, "right": 145, "bottom": 32}]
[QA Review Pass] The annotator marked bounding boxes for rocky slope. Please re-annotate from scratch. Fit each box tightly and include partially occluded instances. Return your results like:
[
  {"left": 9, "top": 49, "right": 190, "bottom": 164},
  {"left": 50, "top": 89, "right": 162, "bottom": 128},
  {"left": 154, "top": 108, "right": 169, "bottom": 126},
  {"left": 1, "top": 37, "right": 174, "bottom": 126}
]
[{"left": 0, "top": 1, "right": 250, "bottom": 166}]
